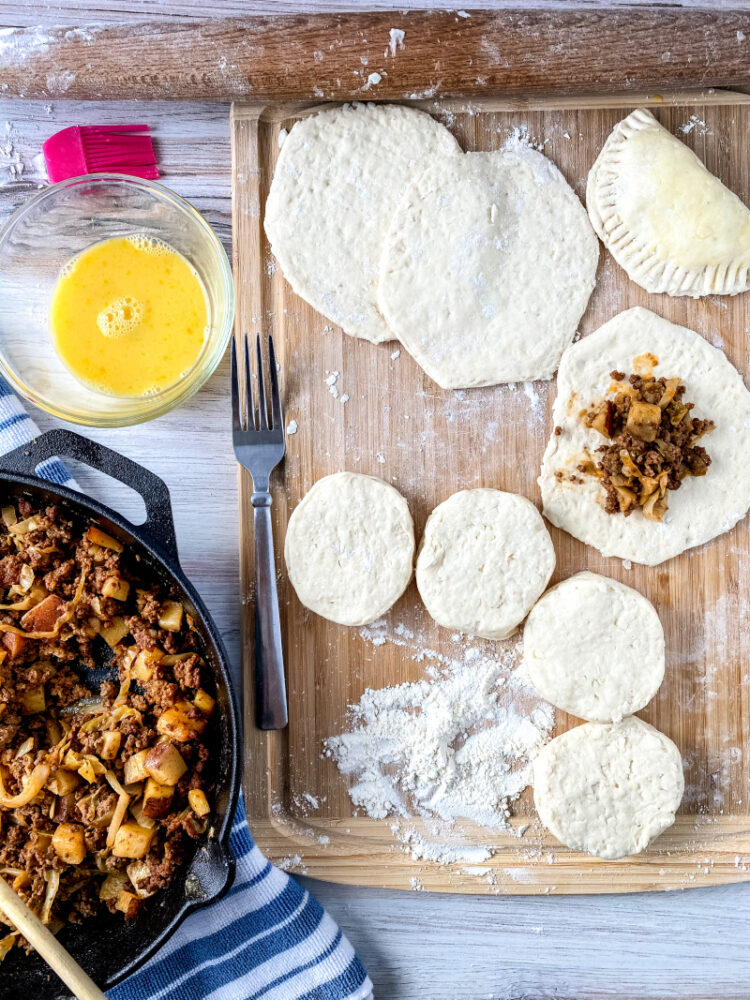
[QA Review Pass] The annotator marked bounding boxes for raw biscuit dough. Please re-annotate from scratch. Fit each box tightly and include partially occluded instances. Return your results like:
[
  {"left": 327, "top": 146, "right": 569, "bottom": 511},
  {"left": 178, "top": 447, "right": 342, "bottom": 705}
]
[
  {"left": 533, "top": 717, "right": 684, "bottom": 859},
  {"left": 522, "top": 571, "right": 665, "bottom": 722},
  {"left": 264, "top": 103, "right": 461, "bottom": 344},
  {"left": 539, "top": 307, "right": 750, "bottom": 565},
  {"left": 284, "top": 472, "right": 415, "bottom": 626},
  {"left": 587, "top": 107, "right": 750, "bottom": 296},
  {"left": 416, "top": 489, "right": 555, "bottom": 640},
  {"left": 377, "top": 145, "right": 598, "bottom": 387}
]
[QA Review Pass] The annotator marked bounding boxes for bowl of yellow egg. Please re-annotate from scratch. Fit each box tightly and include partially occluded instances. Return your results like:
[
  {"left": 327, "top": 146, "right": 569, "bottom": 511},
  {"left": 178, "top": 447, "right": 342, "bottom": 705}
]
[{"left": 0, "top": 174, "right": 234, "bottom": 426}]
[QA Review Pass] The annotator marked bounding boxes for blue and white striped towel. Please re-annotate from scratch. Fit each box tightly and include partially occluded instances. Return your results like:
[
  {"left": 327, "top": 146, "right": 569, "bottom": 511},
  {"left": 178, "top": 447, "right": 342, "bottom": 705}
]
[{"left": 0, "top": 378, "right": 373, "bottom": 1000}]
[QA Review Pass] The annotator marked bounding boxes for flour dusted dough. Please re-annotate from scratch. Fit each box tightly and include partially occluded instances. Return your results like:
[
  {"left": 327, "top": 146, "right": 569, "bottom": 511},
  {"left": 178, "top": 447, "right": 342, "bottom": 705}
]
[
  {"left": 416, "top": 489, "right": 555, "bottom": 640},
  {"left": 377, "top": 145, "right": 598, "bottom": 387},
  {"left": 284, "top": 472, "right": 415, "bottom": 626},
  {"left": 539, "top": 307, "right": 750, "bottom": 566},
  {"left": 533, "top": 717, "right": 684, "bottom": 859},
  {"left": 587, "top": 108, "right": 750, "bottom": 296},
  {"left": 264, "top": 103, "right": 460, "bottom": 344},
  {"left": 523, "top": 572, "right": 664, "bottom": 722}
]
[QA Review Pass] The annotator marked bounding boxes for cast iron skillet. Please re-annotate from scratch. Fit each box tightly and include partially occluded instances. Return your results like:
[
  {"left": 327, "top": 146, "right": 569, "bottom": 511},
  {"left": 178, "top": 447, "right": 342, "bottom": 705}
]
[{"left": 0, "top": 428, "right": 241, "bottom": 999}]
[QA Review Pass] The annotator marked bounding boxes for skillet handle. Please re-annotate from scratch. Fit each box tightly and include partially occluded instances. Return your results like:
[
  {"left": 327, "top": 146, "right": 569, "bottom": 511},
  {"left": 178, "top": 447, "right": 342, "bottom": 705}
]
[{"left": 1, "top": 428, "right": 180, "bottom": 563}]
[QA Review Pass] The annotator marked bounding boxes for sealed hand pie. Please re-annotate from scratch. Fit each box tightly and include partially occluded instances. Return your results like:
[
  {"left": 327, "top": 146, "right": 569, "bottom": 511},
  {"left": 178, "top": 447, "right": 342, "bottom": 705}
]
[{"left": 587, "top": 108, "right": 750, "bottom": 297}]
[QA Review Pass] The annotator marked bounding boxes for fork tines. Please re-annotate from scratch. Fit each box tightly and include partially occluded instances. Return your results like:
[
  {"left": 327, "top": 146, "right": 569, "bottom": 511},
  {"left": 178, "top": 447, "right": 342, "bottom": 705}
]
[{"left": 231, "top": 333, "right": 284, "bottom": 437}]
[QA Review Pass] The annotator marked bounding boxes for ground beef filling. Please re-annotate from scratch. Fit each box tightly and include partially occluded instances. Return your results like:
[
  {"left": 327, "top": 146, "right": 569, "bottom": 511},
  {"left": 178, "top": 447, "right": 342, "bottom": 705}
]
[
  {"left": 0, "top": 502, "right": 216, "bottom": 957},
  {"left": 580, "top": 371, "right": 714, "bottom": 521}
]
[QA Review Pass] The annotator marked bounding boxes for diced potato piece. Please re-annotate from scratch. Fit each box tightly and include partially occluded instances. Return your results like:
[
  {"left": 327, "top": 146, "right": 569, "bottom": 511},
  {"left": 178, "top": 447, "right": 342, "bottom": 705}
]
[
  {"left": 99, "top": 731, "right": 122, "bottom": 760},
  {"left": 156, "top": 703, "right": 206, "bottom": 742},
  {"left": 193, "top": 689, "right": 214, "bottom": 715},
  {"left": 86, "top": 525, "right": 123, "bottom": 553},
  {"left": 34, "top": 831, "right": 53, "bottom": 853},
  {"left": 145, "top": 742, "right": 187, "bottom": 786},
  {"left": 142, "top": 777, "right": 174, "bottom": 819},
  {"left": 84, "top": 617, "right": 101, "bottom": 638},
  {"left": 100, "top": 616, "right": 130, "bottom": 648},
  {"left": 188, "top": 788, "right": 210, "bottom": 818},
  {"left": 626, "top": 400, "right": 662, "bottom": 442},
  {"left": 123, "top": 749, "right": 149, "bottom": 785},
  {"left": 132, "top": 647, "right": 164, "bottom": 682},
  {"left": 112, "top": 821, "right": 155, "bottom": 859},
  {"left": 1, "top": 632, "right": 27, "bottom": 660},
  {"left": 99, "top": 871, "right": 129, "bottom": 901},
  {"left": 126, "top": 859, "right": 157, "bottom": 898},
  {"left": 101, "top": 575, "right": 130, "bottom": 601},
  {"left": 20, "top": 685, "right": 46, "bottom": 715},
  {"left": 129, "top": 797, "right": 156, "bottom": 830},
  {"left": 115, "top": 890, "right": 141, "bottom": 918},
  {"left": 20, "top": 594, "right": 66, "bottom": 634},
  {"left": 161, "top": 652, "right": 202, "bottom": 667},
  {"left": 51, "top": 792, "right": 78, "bottom": 824},
  {"left": 46, "top": 769, "right": 80, "bottom": 796},
  {"left": 51, "top": 822, "right": 86, "bottom": 865},
  {"left": 177, "top": 699, "right": 207, "bottom": 734},
  {"left": 46, "top": 718, "right": 62, "bottom": 745},
  {"left": 158, "top": 601, "right": 183, "bottom": 632}
]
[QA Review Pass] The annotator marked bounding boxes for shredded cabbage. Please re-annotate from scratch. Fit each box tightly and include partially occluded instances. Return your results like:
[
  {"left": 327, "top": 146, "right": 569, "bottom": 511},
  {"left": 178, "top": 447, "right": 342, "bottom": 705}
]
[{"left": 0, "top": 763, "right": 50, "bottom": 808}]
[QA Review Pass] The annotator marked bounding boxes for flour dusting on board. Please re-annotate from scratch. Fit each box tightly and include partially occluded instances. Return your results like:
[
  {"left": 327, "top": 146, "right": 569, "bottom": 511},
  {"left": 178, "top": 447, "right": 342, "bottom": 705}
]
[{"left": 324, "top": 626, "right": 554, "bottom": 863}]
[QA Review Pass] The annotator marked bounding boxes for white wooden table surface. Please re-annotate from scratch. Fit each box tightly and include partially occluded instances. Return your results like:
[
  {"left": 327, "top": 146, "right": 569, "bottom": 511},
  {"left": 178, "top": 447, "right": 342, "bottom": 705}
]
[{"left": 2, "top": 4, "right": 750, "bottom": 998}]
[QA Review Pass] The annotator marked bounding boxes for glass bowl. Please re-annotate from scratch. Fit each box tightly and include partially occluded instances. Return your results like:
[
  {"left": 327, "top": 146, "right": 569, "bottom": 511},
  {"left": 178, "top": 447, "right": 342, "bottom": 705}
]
[{"left": 0, "top": 174, "right": 234, "bottom": 427}]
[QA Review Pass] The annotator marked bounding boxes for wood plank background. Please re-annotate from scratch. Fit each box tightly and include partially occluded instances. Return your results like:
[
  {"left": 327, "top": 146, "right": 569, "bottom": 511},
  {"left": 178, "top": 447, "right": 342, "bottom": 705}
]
[
  {"left": 3, "top": 9, "right": 750, "bottom": 102},
  {"left": 3, "top": 2, "right": 750, "bottom": 996}
]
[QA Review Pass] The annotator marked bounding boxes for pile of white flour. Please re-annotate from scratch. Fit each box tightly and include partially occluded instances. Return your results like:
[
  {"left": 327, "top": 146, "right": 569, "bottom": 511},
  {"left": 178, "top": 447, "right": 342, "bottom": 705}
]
[{"left": 324, "top": 631, "right": 554, "bottom": 842}]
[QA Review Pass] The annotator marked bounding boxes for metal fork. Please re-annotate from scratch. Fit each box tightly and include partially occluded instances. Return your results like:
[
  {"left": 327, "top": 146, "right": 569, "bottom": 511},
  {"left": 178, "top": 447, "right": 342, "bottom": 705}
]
[{"left": 231, "top": 333, "right": 288, "bottom": 730}]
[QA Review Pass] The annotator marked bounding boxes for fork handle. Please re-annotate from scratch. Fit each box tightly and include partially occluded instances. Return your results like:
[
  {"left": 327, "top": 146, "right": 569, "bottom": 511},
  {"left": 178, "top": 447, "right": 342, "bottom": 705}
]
[{"left": 252, "top": 494, "right": 288, "bottom": 730}]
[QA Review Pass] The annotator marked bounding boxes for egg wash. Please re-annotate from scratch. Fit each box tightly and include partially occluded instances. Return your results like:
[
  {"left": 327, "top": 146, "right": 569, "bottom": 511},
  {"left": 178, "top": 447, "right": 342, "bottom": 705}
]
[{"left": 50, "top": 235, "right": 208, "bottom": 397}]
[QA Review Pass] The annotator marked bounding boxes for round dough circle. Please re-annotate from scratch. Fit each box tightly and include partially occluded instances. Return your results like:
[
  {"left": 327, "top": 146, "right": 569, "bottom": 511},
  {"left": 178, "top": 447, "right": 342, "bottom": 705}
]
[
  {"left": 522, "top": 571, "right": 665, "bottom": 722},
  {"left": 264, "top": 103, "right": 460, "bottom": 344},
  {"left": 539, "top": 307, "right": 750, "bottom": 565},
  {"left": 533, "top": 717, "right": 684, "bottom": 859},
  {"left": 377, "top": 145, "right": 598, "bottom": 387},
  {"left": 284, "top": 472, "right": 415, "bottom": 626},
  {"left": 416, "top": 489, "right": 555, "bottom": 640}
]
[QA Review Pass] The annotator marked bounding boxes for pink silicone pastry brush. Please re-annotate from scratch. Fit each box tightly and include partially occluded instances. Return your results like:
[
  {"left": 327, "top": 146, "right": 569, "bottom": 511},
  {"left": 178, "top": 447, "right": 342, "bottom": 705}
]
[{"left": 42, "top": 124, "right": 159, "bottom": 183}]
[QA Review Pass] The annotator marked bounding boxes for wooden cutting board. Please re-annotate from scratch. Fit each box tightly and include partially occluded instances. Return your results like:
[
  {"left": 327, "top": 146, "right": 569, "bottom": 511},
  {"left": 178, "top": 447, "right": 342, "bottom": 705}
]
[{"left": 233, "top": 91, "right": 750, "bottom": 895}]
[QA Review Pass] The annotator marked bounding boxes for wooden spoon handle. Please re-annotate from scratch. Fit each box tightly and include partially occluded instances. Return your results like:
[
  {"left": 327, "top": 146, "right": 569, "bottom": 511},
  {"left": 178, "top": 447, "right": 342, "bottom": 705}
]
[{"left": 0, "top": 876, "right": 108, "bottom": 1000}]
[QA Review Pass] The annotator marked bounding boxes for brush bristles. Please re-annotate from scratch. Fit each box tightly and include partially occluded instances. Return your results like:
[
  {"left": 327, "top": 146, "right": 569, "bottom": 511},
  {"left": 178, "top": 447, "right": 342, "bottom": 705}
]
[{"left": 80, "top": 128, "right": 157, "bottom": 175}]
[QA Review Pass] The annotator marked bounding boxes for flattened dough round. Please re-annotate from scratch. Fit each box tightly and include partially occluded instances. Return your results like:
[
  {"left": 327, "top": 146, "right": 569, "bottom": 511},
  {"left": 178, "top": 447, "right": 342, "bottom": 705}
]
[
  {"left": 264, "top": 103, "right": 460, "bottom": 344},
  {"left": 587, "top": 108, "right": 750, "bottom": 297},
  {"left": 416, "top": 489, "right": 555, "bottom": 640},
  {"left": 284, "top": 472, "right": 415, "bottom": 626},
  {"left": 539, "top": 307, "right": 750, "bottom": 565},
  {"left": 523, "top": 572, "right": 665, "bottom": 722},
  {"left": 533, "top": 717, "right": 684, "bottom": 859},
  {"left": 377, "top": 145, "right": 598, "bottom": 387}
]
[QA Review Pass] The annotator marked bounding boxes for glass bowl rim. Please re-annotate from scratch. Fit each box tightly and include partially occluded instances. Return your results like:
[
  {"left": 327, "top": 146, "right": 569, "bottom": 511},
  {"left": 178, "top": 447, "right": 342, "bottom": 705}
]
[{"left": 0, "top": 173, "right": 235, "bottom": 428}]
